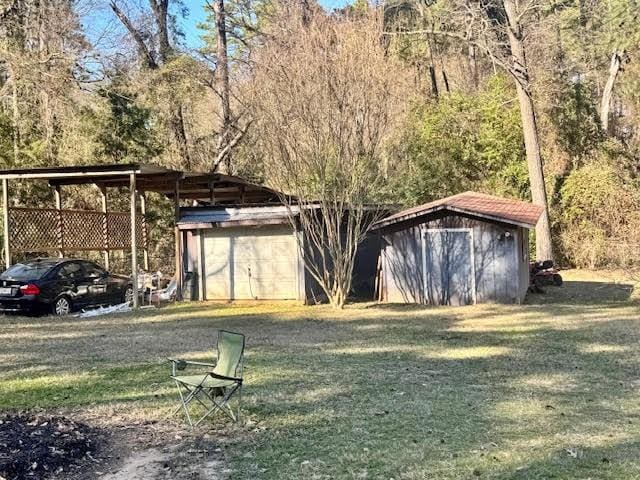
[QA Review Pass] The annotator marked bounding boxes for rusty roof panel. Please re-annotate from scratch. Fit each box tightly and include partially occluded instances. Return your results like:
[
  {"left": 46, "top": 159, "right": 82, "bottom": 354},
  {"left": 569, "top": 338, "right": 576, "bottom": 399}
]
[{"left": 374, "top": 191, "right": 544, "bottom": 229}]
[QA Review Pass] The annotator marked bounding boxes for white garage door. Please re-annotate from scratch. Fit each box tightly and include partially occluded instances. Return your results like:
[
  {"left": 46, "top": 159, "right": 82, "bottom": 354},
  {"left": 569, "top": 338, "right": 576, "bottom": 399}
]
[{"left": 203, "top": 226, "right": 300, "bottom": 300}]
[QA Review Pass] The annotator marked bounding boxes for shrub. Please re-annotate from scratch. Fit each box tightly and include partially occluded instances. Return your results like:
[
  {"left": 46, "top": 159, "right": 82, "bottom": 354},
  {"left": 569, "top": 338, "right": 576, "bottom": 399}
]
[{"left": 559, "top": 159, "right": 640, "bottom": 268}]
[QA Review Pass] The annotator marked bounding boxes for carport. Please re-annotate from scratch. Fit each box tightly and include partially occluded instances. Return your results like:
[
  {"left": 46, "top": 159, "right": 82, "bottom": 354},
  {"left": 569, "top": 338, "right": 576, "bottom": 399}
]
[{"left": 0, "top": 164, "right": 282, "bottom": 308}]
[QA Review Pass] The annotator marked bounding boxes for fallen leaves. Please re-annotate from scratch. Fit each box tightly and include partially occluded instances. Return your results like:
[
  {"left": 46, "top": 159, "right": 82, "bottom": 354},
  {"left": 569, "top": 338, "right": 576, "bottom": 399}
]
[{"left": 0, "top": 412, "right": 104, "bottom": 480}]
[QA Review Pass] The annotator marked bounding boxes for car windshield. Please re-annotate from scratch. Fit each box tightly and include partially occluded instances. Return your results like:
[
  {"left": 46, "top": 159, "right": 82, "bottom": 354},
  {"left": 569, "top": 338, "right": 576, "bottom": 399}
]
[{"left": 0, "top": 262, "right": 54, "bottom": 281}]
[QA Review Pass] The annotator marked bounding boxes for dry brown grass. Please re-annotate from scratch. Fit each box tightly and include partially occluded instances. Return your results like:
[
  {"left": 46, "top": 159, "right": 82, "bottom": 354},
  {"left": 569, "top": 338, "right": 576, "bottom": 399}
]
[{"left": 1, "top": 270, "right": 639, "bottom": 479}]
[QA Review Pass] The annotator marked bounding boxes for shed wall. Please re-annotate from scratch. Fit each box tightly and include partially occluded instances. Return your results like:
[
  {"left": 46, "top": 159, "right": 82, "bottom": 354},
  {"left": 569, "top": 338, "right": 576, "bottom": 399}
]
[
  {"left": 382, "top": 225, "right": 424, "bottom": 303},
  {"left": 516, "top": 227, "right": 530, "bottom": 303},
  {"left": 382, "top": 213, "right": 523, "bottom": 305},
  {"left": 179, "top": 206, "right": 381, "bottom": 304}
]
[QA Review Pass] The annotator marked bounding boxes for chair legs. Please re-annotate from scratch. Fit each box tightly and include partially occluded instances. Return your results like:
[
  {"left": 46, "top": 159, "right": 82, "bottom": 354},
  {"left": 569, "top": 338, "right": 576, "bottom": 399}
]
[{"left": 173, "top": 381, "right": 241, "bottom": 427}]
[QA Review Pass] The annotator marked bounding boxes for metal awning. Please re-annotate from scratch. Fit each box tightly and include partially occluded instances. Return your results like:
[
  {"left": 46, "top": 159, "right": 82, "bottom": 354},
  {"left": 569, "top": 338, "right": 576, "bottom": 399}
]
[{"left": 178, "top": 205, "right": 298, "bottom": 229}]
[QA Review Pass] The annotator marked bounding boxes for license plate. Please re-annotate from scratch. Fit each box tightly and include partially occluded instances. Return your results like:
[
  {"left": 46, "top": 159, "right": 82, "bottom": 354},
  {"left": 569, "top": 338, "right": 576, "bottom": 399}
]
[{"left": 0, "top": 287, "right": 13, "bottom": 296}]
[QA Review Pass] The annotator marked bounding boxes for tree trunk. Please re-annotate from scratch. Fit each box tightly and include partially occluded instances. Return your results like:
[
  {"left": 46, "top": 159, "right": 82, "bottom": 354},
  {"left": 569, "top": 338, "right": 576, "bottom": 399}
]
[
  {"left": 428, "top": 64, "right": 439, "bottom": 98},
  {"left": 600, "top": 50, "right": 621, "bottom": 134},
  {"left": 110, "top": 1, "right": 157, "bottom": 69},
  {"left": 468, "top": 44, "right": 478, "bottom": 88},
  {"left": 170, "top": 104, "right": 191, "bottom": 169},
  {"left": 150, "top": 0, "right": 171, "bottom": 62},
  {"left": 441, "top": 69, "right": 450, "bottom": 93},
  {"left": 503, "top": 0, "right": 553, "bottom": 261},
  {"left": 9, "top": 64, "right": 20, "bottom": 164},
  {"left": 212, "top": 0, "right": 232, "bottom": 172}
]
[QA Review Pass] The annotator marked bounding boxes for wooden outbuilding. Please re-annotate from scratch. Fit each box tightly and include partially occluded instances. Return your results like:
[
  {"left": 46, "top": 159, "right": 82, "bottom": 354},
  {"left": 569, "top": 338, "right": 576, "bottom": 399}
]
[
  {"left": 178, "top": 204, "right": 380, "bottom": 303},
  {"left": 372, "top": 192, "right": 544, "bottom": 305}
]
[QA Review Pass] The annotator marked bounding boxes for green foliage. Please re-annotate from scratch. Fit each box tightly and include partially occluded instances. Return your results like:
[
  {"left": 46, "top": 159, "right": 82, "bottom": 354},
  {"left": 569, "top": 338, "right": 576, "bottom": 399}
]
[
  {"left": 550, "top": 79, "right": 603, "bottom": 163},
  {"left": 558, "top": 155, "right": 640, "bottom": 267},
  {"left": 199, "top": 0, "right": 273, "bottom": 66},
  {"left": 0, "top": 113, "right": 14, "bottom": 168},
  {"left": 92, "top": 88, "right": 163, "bottom": 163},
  {"left": 392, "top": 75, "right": 528, "bottom": 206}
]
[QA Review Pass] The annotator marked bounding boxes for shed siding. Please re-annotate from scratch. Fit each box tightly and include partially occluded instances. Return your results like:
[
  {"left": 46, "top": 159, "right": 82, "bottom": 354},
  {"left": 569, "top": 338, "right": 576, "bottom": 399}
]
[
  {"left": 517, "top": 227, "right": 530, "bottom": 303},
  {"left": 383, "top": 225, "right": 424, "bottom": 303},
  {"left": 382, "top": 213, "right": 524, "bottom": 305}
]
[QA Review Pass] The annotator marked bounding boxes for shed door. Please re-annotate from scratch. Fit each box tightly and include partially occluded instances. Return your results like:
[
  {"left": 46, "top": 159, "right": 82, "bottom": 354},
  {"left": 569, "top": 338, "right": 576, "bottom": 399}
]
[
  {"left": 203, "top": 226, "right": 299, "bottom": 300},
  {"left": 422, "top": 229, "right": 475, "bottom": 306}
]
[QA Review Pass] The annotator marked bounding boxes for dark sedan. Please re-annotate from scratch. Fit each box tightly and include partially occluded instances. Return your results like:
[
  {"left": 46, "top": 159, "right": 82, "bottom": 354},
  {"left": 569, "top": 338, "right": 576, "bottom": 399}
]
[{"left": 0, "top": 258, "right": 133, "bottom": 316}]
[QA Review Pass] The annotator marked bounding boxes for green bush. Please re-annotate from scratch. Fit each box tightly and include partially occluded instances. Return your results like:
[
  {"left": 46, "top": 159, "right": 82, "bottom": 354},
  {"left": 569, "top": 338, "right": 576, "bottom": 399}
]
[
  {"left": 559, "top": 158, "right": 640, "bottom": 268},
  {"left": 390, "top": 74, "right": 529, "bottom": 206}
]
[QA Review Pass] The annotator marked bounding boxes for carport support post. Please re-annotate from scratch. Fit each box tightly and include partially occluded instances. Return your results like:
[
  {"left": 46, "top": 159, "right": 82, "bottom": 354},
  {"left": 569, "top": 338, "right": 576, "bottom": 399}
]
[
  {"left": 2, "top": 178, "right": 10, "bottom": 269},
  {"left": 130, "top": 173, "right": 139, "bottom": 309},
  {"left": 99, "top": 186, "right": 109, "bottom": 271},
  {"left": 174, "top": 180, "right": 183, "bottom": 301},
  {"left": 54, "top": 185, "right": 63, "bottom": 258},
  {"left": 139, "top": 191, "right": 149, "bottom": 271}
]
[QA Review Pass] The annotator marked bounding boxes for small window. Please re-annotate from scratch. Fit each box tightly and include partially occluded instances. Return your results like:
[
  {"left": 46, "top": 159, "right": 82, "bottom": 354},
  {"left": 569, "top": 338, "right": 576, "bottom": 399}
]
[
  {"left": 521, "top": 231, "right": 527, "bottom": 262},
  {"left": 57, "top": 262, "right": 83, "bottom": 280},
  {"left": 82, "top": 262, "right": 105, "bottom": 279}
]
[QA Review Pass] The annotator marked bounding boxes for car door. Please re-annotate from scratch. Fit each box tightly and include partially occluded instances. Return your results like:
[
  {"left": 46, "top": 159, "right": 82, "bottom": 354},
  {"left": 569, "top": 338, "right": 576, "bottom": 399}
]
[
  {"left": 81, "top": 261, "right": 109, "bottom": 306},
  {"left": 54, "top": 261, "right": 86, "bottom": 306}
]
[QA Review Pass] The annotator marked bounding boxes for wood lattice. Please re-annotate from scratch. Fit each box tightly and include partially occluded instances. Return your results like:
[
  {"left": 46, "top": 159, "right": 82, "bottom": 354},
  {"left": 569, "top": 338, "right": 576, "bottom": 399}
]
[{"left": 8, "top": 207, "right": 147, "bottom": 253}]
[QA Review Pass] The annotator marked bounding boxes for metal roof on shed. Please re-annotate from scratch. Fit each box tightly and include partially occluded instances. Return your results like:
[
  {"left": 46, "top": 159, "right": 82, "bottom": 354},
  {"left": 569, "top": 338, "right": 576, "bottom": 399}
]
[
  {"left": 178, "top": 205, "right": 299, "bottom": 229},
  {"left": 373, "top": 191, "right": 544, "bottom": 230}
]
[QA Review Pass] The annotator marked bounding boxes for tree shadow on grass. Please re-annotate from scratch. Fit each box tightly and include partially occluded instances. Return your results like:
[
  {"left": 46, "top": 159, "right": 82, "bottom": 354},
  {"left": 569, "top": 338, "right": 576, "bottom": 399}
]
[
  {"left": 526, "top": 280, "right": 635, "bottom": 305},
  {"left": 2, "top": 284, "right": 640, "bottom": 478}
]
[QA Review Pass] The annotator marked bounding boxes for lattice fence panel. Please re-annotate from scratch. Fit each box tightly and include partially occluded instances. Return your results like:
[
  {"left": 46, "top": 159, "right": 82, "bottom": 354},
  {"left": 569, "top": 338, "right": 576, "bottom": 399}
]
[
  {"left": 9, "top": 208, "right": 60, "bottom": 252},
  {"left": 62, "top": 210, "right": 105, "bottom": 250},
  {"left": 8, "top": 207, "right": 147, "bottom": 253},
  {"left": 106, "top": 213, "right": 145, "bottom": 250}
]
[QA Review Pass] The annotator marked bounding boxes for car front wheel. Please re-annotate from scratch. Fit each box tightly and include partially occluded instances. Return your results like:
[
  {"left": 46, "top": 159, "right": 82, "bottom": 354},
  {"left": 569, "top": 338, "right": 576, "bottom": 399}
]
[{"left": 53, "top": 296, "right": 72, "bottom": 316}]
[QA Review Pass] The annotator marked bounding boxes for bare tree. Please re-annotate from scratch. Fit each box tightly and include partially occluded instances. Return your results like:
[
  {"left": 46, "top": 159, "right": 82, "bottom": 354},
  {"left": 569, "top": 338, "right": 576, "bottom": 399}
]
[{"left": 249, "top": 6, "right": 410, "bottom": 308}]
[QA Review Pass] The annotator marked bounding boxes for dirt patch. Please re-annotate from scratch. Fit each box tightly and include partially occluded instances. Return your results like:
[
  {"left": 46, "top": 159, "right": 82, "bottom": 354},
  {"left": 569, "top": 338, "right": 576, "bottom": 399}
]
[
  {"left": 0, "top": 412, "right": 106, "bottom": 480},
  {"left": 102, "top": 441, "right": 226, "bottom": 480}
]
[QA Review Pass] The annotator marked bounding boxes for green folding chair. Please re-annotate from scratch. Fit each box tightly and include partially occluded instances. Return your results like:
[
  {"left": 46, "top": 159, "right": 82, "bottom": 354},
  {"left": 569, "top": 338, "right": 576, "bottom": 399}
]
[{"left": 169, "top": 330, "right": 245, "bottom": 427}]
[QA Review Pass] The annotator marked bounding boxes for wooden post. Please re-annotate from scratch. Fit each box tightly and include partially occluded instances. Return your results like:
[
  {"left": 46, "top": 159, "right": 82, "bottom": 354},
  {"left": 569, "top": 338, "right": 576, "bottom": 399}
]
[
  {"left": 99, "top": 186, "right": 110, "bottom": 270},
  {"left": 196, "top": 229, "right": 204, "bottom": 301},
  {"left": 54, "top": 185, "right": 63, "bottom": 258},
  {"left": 209, "top": 180, "right": 215, "bottom": 204},
  {"left": 2, "top": 178, "right": 10, "bottom": 269},
  {"left": 130, "top": 173, "right": 139, "bottom": 309},
  {"left": 139, "top": 191, "right": 149, "bottom": 271},
  {"left": 174, "top": 180, "right": 183, "bottom": 301}
]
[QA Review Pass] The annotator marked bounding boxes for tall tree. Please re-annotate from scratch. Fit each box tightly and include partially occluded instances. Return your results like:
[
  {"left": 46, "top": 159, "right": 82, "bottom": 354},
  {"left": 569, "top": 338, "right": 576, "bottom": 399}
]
[
  {"left": 501, "top": 0, "right": 553, "bottom": 261},
  {"left": 209, "top": 0, "right": 233, "bottom": 172},
  {"left": 199, "top": 0, "right": 261, "bottom": 172},
  {"left": 110, "top": 0, "right": 192, "bottom": 167},
  {"left": 384, "top": 0, "right": 555, "bottom": 260}
]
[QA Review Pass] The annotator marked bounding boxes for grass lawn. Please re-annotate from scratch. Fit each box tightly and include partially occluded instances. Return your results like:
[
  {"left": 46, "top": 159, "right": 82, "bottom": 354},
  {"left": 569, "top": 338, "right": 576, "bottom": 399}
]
[{"left": 2, "top": 269, "right": 640, "bottom": 479}]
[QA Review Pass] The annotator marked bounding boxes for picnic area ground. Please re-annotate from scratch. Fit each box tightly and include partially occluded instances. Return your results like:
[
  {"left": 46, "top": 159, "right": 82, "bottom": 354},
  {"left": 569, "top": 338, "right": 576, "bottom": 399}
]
[{"left": 1, "top": 269, "right": 640, "bottom": 479}]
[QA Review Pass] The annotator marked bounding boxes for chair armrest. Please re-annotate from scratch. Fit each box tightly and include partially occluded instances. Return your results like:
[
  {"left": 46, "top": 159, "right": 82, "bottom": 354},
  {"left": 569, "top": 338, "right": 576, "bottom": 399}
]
[
  {"left": 169, "top": 358, "right": 216, "bottom": 375},
  {"left": 208, "top": 372, "right": 243, "bottom": 384}
]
